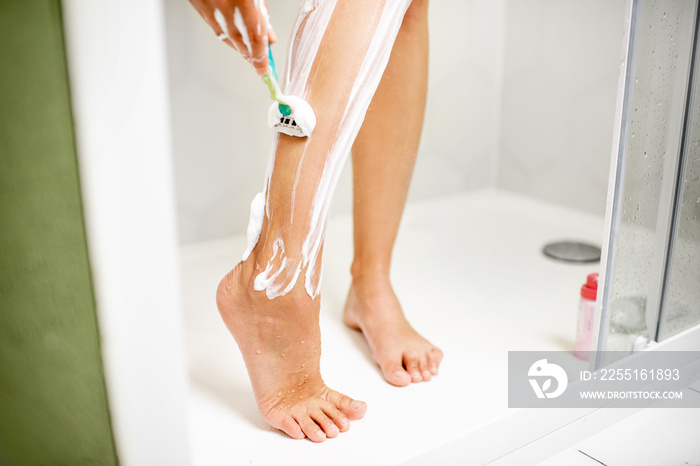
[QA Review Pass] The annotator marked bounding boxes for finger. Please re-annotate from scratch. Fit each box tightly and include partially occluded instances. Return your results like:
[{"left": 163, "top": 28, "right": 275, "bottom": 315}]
[
  {"left": 218, "top": 34, "right": 241, "bottom": 53},
  {"left": 236, "top": 4, "right": 269, "bottom": 75},
  {"left": 228, "top": 30, "right": 251, "bottom": 59},
  {"left": 212, "top": 8, "right": 231, "bottom": 39},
  {"left": 210, "top": 8, "right": 239, "bottom": 51},
  {"left": 214, "top": 7, "right": 250, "bottom": 59},
  {"left": 260, "top": 0, "right": 277, "bottom": 44}
]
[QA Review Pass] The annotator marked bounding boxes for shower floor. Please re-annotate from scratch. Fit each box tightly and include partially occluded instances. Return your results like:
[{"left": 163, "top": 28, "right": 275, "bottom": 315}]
[{"left": 180, "top": 190, "right": 606, "bottom": 465}]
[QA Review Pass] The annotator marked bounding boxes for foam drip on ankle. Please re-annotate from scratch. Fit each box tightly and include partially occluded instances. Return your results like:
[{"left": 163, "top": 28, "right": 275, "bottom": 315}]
[{"left": 242, "top": 192, "right": 265, "bottom": 261}]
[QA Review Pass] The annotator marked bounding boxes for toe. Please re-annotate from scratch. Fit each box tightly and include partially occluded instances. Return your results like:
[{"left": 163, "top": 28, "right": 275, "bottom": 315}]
[
  {"left": 274, "top": 414, "right": 304, "bottom": 440},
  {"left": 432, "top": 347, "right": 444, "bottom": 363},
  {"left": 419, "top": 355, "right": 432, "bottom": 381},
  {"left": 325, "top": 389, "right": 367, "bottom": 420},
  {"left": 404, "top": 353, "right": 422, "bottom": 382},
  {"left": 380, "top": 359, "right": 411, "bottom": 387},
  {"left": 296, "top": 414, "right": 326, "bottom": 443},
  {"left": 388, "top": 368, "right": 412, "bottom": 387},
  {"left": 428, "top": 358, "right": 439, "bottom": 375},
  {"left": 322, "top": 404, "right": 350, "bottom": 432},
  {"left": 311, "top": 409, "right": 340, "bottom": 438},
  {"left": 428, "top": 347, "right": 442, "bottom": 375}
]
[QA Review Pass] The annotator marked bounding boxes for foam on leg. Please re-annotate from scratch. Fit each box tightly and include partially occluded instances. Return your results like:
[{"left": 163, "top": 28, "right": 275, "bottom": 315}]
[{"left": 245, "top": 0, "right": 412, "bottom": 299}]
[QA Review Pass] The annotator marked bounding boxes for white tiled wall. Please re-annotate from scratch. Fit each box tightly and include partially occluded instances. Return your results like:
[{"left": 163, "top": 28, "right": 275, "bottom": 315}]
[
  {"left": 165, "top": 0, "right": 626, "bottom": 244},
  {"left": 498, "top": 0, "right": 626, "bottom": 215}
]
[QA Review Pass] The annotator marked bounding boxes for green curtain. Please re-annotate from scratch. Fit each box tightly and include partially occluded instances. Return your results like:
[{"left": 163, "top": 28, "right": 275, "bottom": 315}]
[{"left": 0, "top": 1, "right": 118, "bottom": 464}]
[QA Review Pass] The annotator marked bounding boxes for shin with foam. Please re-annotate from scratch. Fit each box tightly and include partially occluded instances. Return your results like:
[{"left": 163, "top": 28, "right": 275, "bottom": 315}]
[{"left": 245, "top": 0, "right": 413, "bottom": 300}]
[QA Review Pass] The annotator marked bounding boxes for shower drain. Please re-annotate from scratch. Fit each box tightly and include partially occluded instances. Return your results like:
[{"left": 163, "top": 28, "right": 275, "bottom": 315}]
[{"left": 542, "top": 241, "right": 601, "bottom": 263}]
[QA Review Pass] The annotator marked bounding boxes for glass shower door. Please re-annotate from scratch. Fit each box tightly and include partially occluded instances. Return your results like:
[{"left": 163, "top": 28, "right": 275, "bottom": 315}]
[
  {"left": 596, "top": 0, "right": 700, "bottom": 367},
  {"left": 658, "top": 32, "right": 700, "bottom": 341}
]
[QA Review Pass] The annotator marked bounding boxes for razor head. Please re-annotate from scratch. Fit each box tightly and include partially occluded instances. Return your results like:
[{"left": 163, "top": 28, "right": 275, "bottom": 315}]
[
  {"left": 268, "top": 101, "right": 314, "bottom": 137},
  {"left": 274, "top": 116, "right": 308, "bottom": 137}
]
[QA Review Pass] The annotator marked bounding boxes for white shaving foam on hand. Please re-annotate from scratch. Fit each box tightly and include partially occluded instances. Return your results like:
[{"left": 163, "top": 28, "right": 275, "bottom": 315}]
[
  {"left": 213, "top": 9, "right": 229, "bottom": 38},
  {"left": 259, "top": 1, "right": 273, "bottom": 31},
  {"left": 245, "top": 0, "right": 412, "bottom": 299},
  {"left": 233, "top": 7, "right": 252, "bottom": 56}
]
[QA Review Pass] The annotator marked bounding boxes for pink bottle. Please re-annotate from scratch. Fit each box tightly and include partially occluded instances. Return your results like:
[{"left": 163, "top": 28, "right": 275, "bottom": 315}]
[{"left": 575, "top": 273, "right": 598, "bottom": 361}]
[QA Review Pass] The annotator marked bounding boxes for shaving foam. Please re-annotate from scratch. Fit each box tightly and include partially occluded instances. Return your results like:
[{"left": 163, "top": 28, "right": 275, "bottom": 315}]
[
  {"left": 213, "top": 9, "right": 229, "bottom": 38},
  {"left": 233, "top": 7, "right": 252, "bottom": 56},
  {"left": 267, "top": 96, "right": 316, "bottom": 137},
  {"left": 242, "top": 191, "right": 266, "bottom": 261}
]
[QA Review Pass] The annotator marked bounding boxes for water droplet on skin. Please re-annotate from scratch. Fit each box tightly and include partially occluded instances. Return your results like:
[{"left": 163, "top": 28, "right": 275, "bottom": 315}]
[
  {"left": 301, "top": 363, "right": 305, "bottom": 368},
  {"left": 255, "top": 349, "right": 262, "bottom": 354},
  {"left": 291, "top": 389, "right": 295, "bottom": 393},
  {"left": 276, "top": 335, "right": 281, "bottom": 339},
  {"left": 280, "top": 352, "right": 286, "bottom": 358},
  {"left": 277, "top": 391, "right": 282, "bottom": 397},
  {"left": 300, "top": 340, "right": 305, "bottom": 345}
]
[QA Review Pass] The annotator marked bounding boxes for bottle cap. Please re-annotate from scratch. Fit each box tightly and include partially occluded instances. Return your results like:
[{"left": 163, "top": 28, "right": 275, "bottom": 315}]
[{"left": 580, "top": 273, "right": 598, "bottom": 301}]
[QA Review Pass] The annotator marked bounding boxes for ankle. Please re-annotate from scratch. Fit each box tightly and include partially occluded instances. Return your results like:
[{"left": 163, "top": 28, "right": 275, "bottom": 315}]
[
  {"left": 350, "top": 258, "right": 391, "bottom": 285},
  {"left": 239, "top": 248, "right": 318, "bottom": 307}
]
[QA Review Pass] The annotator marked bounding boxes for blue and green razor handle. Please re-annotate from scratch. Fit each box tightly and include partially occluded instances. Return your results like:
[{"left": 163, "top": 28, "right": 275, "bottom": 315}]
[{"left": 261, "top": 47, "right": 292, "bottom": 117}]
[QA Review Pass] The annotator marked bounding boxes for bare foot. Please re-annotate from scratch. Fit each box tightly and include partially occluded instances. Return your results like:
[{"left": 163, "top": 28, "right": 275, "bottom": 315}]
[
  {"left": 343, "top": 274, "right": 443, "bottom": 387},
  {"left": 216, "top": 257, "right": 367, "bottom": 442}
]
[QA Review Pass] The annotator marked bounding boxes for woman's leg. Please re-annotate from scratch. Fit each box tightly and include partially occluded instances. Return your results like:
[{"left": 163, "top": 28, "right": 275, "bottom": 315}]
[
  {"left": 216, "top": 0, "right": 412, "bottom": 442},
  {"left": 344, "top": 0, "right": 443, "bottom": 387}
]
